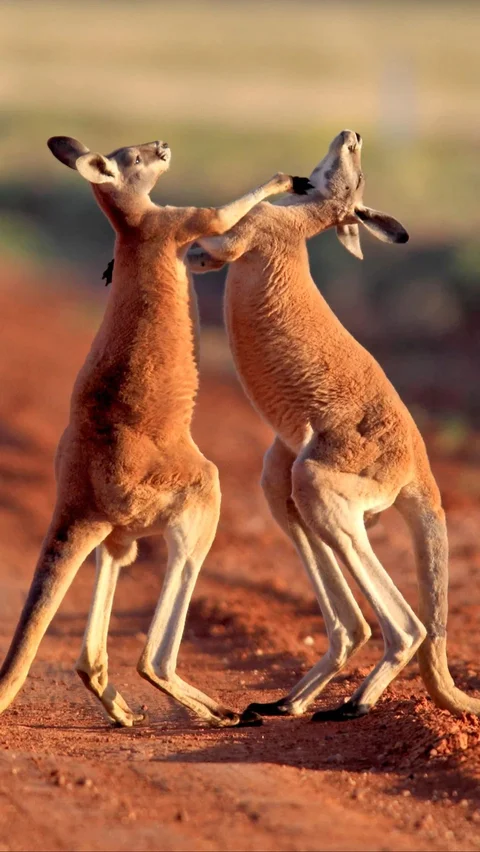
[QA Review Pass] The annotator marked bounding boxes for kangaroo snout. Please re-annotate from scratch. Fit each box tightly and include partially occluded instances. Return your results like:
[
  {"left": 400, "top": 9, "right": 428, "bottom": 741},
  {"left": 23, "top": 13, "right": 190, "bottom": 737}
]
[
  {"left": 156, "top": 140, "right": 170, "bottom": 160},
  {"left": 339, "top": 129, "right": 361, "bottom": 151}
]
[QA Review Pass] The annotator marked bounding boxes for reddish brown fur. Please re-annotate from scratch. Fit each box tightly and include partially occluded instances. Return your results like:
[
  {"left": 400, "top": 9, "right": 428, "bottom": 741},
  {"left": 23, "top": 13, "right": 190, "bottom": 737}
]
[
  {"left": 0, "top": 136, "right": 296, "bottom": 727},
  {"left": 190, "top": 131, "right": 480, "bottom": 718}
]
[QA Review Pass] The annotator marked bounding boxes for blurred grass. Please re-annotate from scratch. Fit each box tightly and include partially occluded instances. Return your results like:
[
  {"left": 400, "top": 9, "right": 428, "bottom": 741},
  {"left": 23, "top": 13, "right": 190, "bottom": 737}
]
[
  {"left": 1, "top": 0, "right": 480, "bottom": 235},
  {"left": 2, "top": 0, "right": 479, "bottom": 97}
]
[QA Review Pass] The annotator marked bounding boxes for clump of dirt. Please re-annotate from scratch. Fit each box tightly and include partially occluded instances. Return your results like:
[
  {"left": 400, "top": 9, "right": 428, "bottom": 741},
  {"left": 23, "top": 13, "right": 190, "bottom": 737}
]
[{"left": 361, "top": 699, "right": 480, "bottom": 773}]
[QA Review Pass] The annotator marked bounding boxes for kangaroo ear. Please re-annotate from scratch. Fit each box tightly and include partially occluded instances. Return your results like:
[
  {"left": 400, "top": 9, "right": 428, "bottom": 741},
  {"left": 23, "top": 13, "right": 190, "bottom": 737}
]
[
  {"left": 75, "top": 152, "right": 118, "bottom": 184},
  {"left": 355, "top": 206, "right": 409, "bottom": 244},
  {"left": 47, "top": 136, "right": 91, "bottom": 169},
  {"left": 336, "top": 224, "right": 363, "bottom": 260}
]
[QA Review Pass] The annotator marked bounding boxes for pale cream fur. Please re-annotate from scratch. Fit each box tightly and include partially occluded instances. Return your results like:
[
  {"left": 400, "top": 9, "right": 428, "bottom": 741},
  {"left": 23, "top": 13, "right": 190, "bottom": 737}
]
[
  {"left": 189, "top": 130, "right": 480, "bottom": 719},
  {"left": 0, "top": 135, "right": 298, "bottom": 728}
]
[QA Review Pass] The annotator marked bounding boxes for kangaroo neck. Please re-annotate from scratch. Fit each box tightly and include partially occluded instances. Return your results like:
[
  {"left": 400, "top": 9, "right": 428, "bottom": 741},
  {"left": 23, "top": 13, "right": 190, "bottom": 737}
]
[
  {"left": 227, "top": 237, "right": 334, "bottom": 324},
  {"left": 224, "top": 235, "right": 351, "bottom": 452},
  {"left": 75, "top": 233, "right": 200, "bottom": 439}
]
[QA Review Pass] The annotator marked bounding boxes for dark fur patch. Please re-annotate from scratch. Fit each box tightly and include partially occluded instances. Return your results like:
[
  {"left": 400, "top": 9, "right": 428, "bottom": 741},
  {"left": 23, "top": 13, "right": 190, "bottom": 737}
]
[
  {"left": 236, "top": 708, "right": 263, "bottom": 727},
  {"left": 291, "top": 176, "right": 314, "bottom": 195},
  {"left": 102, "top": 259, "right": 114, "bottom": 286},
  {"left": 323, "top": 155, "right": 340, "bottom": 183},
  {"left": 356, "top": 414, "right": 369, "bottom": 436},
  {"left": 311, "top": 698, "right": 370, "bottom": 722},
  {"left": 244, "top": 699, "right": 293, "bottom": 716}
]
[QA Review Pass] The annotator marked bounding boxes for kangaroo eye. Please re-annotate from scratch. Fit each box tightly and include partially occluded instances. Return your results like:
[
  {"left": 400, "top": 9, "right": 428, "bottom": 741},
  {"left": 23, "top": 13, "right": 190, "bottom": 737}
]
[{"left": 135, "top": 155, "right": 141, "bottom": 165}]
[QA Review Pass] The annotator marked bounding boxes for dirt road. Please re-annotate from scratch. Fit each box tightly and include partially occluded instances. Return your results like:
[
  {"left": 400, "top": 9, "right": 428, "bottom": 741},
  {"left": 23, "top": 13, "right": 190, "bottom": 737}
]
[{"left": 1, "top": 268, "right": 480, "bottom": 851}]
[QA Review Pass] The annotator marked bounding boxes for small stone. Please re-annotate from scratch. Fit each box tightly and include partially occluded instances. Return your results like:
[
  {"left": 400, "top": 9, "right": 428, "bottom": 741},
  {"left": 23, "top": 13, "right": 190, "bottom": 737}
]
[
  {"left": 437, "top": 737, "right": 448, "bottom": 753},
  {"left": 175, "top": 809, "right": 189, "bottom": 822},
  {"left": 50, "top": 769, "right": 67, "bottom": 787},
  {"left": 415, "top": 813, "right": 434, "bottom": 830}
]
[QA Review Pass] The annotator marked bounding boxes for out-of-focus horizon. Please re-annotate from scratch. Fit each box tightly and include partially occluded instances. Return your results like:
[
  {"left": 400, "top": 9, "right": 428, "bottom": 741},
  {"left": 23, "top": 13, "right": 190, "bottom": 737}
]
[
  {"left": 3, "top": 0, "right": 480, "bottom": 229},
  {"left": 2, "top": 0, "right": 480, "bottom": 429}
]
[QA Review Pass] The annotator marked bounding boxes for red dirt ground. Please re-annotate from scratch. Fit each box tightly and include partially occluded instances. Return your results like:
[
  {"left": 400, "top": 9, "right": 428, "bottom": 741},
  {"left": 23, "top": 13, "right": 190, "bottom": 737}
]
[{"left": 1, "top": 265, "right": 480, "bottom": 851}]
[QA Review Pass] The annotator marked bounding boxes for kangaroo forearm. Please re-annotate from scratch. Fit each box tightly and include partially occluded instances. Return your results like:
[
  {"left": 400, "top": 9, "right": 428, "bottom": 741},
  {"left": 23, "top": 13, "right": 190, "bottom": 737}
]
[
  {"left": 179, "top": 173, "right": 293, "bottom": 243},
  {"left": 195, "top": 231, "right": 245, "bottom": 262},
  {"left": 186, "top": 246, "right": 226, "bottom": 274},
  {"left": 211, "top": 183, "right": 277, "bottom": 234}
]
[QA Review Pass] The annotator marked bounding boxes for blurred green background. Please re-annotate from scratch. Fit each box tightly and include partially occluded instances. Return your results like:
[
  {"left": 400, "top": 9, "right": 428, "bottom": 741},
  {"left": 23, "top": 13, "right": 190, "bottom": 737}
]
[{"left": 2, "top": 0, "right": 480, "bottom": 431}]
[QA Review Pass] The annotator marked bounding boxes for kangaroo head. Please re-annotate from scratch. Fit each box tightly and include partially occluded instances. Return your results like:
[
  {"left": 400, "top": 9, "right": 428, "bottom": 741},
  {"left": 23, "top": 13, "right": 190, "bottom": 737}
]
[
  {"left": 47, "top": 136, "right": 171, "bottom": 224},
  {"left": 309, "top": 130, "right": 408, "bottom": 259}
]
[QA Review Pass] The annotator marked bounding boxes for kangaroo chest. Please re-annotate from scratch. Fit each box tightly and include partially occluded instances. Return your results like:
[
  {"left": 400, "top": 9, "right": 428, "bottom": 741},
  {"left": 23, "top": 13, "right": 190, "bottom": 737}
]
[
  {"left": 224, "top": 264, "right": 332, "bottom": 452},
  {"left": 73, "top": 256, "right": 200, "bottom": 442}
]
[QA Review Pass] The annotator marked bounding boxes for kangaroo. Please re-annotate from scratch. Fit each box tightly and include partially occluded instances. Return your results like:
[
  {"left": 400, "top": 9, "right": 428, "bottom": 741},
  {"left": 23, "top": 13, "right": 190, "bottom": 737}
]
[
  {"left": 0, "top": 135, "right": 307, "bottom": 728},
  {"left": 188, "top": 129, "right": 480, "bottom": 720}
]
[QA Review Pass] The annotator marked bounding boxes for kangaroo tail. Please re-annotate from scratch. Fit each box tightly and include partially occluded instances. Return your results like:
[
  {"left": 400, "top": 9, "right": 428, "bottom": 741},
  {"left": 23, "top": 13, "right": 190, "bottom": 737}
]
[
  {"left": 0, "top": 513, "right": 109, "bottom": 713},
  {"left": 398, "top": 483, "right": 480, "bottom": 716}
]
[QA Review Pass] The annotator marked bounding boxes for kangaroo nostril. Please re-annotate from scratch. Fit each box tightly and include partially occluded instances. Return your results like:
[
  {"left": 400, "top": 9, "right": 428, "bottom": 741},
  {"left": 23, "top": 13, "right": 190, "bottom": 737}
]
[
  {"left": 355, "top": 132, "right": 362, "bottom": 144},
  {"left": 156, "top": 140, "right": 170, "bottom": 161}
]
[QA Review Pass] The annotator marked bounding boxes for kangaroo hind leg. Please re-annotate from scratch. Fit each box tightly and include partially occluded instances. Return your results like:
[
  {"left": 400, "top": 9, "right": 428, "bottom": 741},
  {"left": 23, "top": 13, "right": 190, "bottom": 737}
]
[
  {"left": 76, "top": 541, "right": 144, "bottom": 727},
  {"left": 137, "top": 463, "right": 261, "bottom": 727},
  {"left": 291, "top": 456, "right": 426, "bottom": 721},
  {"left": 245, "top": 438, "right": 371, "bottom": 718},
  {"left": 0, "top": 513, "right": 110, "bottom": 715}
]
